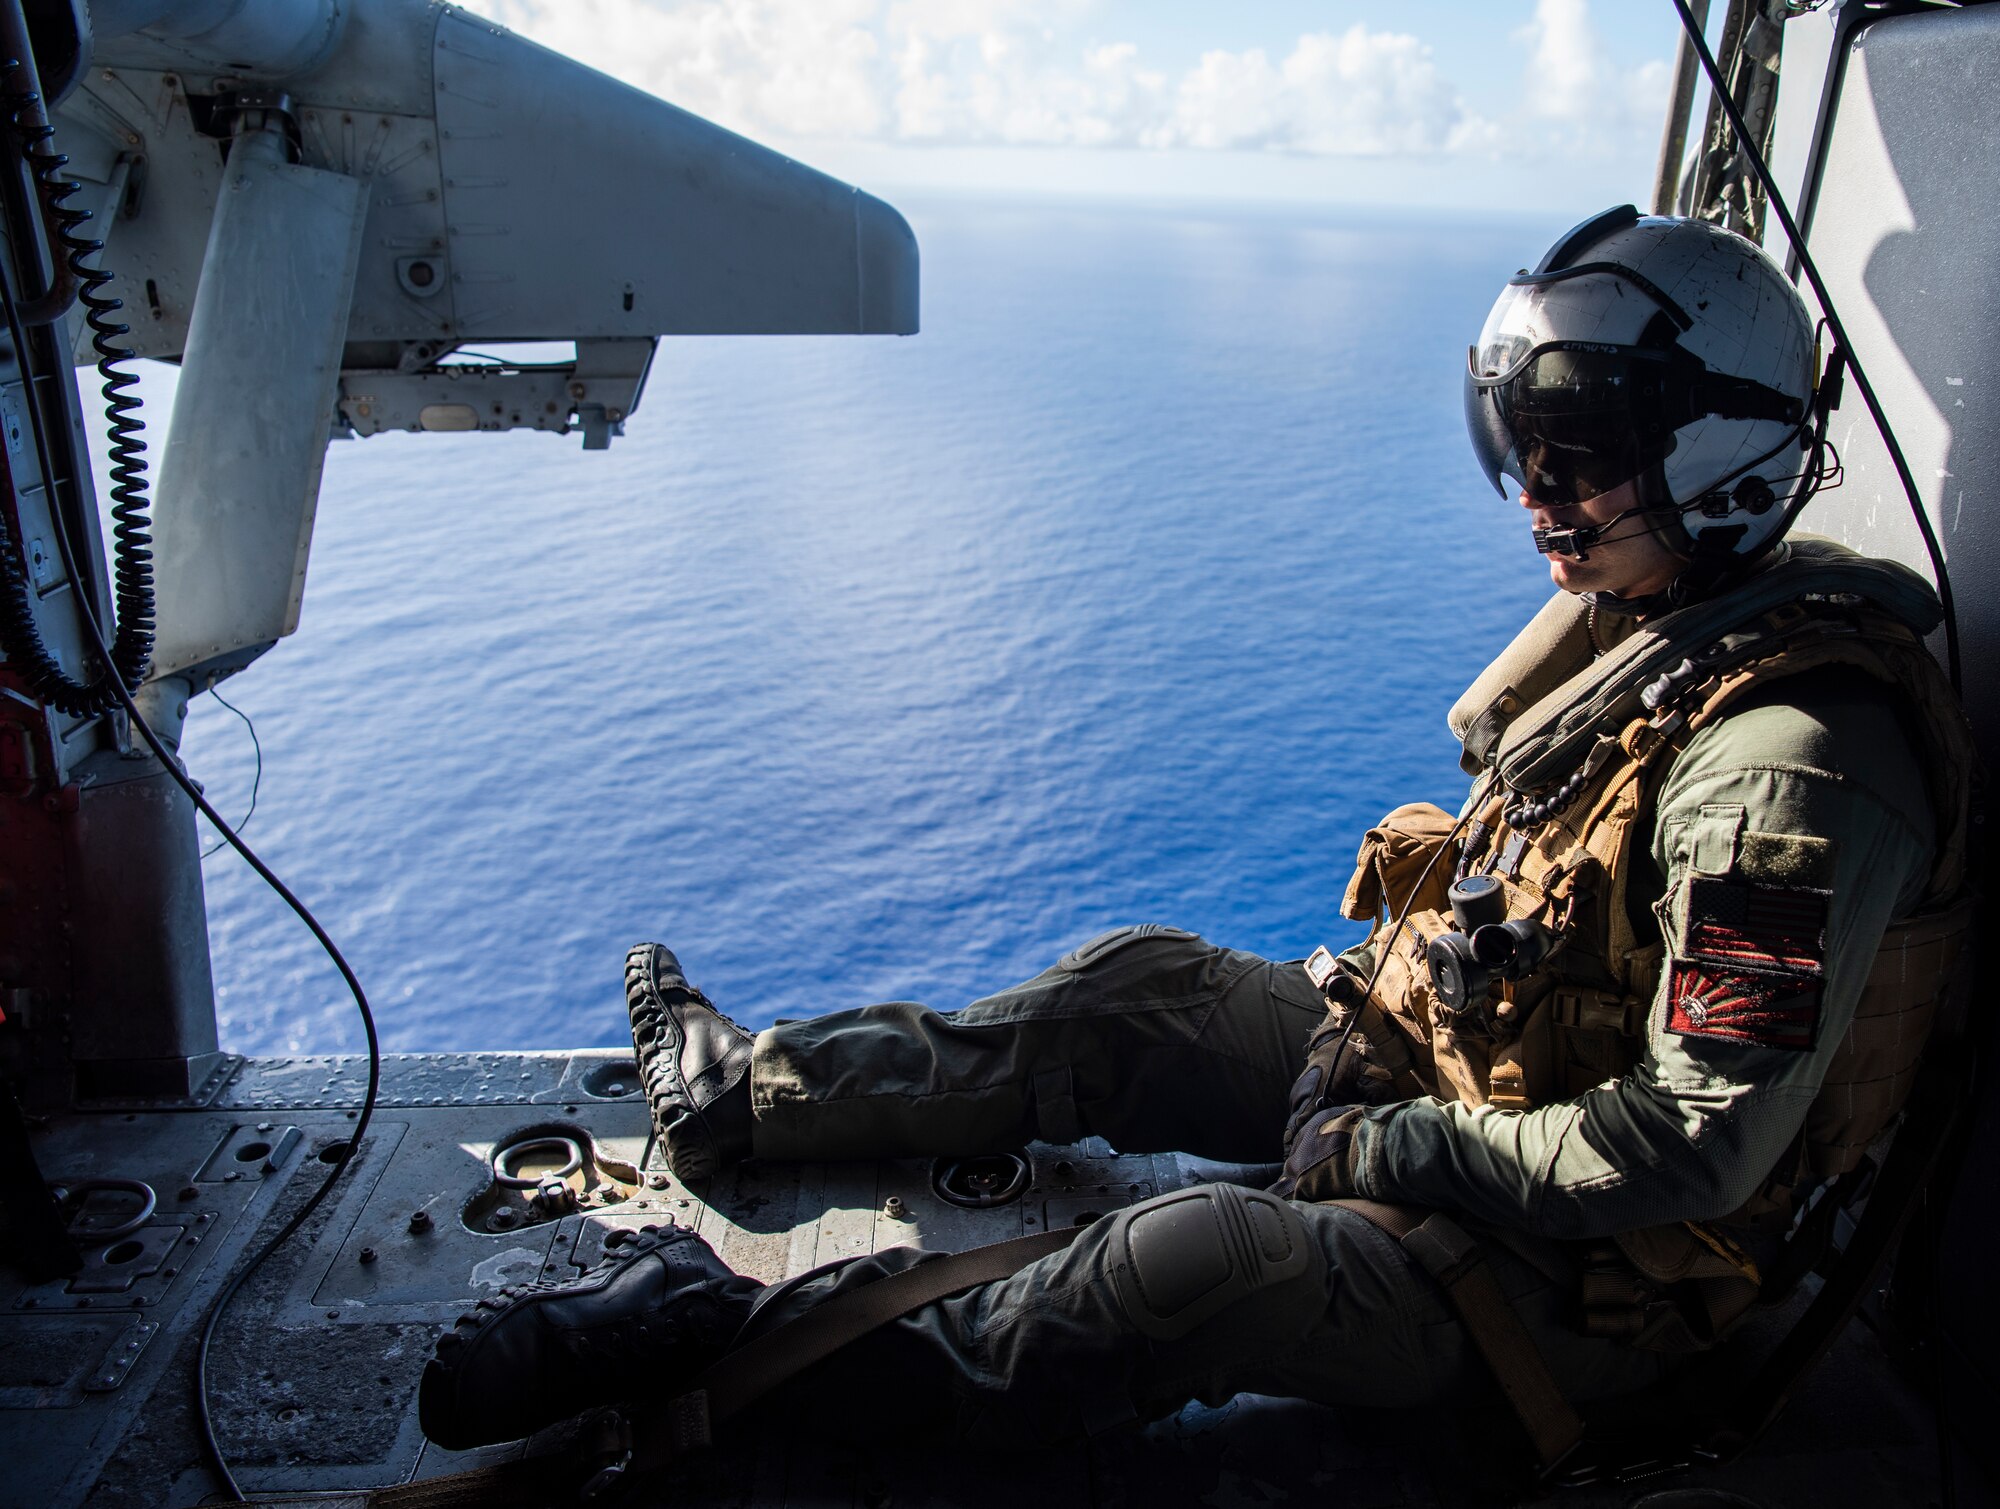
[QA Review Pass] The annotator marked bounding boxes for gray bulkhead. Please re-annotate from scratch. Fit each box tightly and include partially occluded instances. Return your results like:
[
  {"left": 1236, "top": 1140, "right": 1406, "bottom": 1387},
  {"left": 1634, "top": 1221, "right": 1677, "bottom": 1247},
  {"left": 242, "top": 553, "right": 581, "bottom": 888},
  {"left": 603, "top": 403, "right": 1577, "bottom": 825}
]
[
  {"left": 1762, "top": 1, "right": 2000, "bottom": 1478},
  {"left": 1, "top": 2, "right": 1995, "bottom": 1505}
]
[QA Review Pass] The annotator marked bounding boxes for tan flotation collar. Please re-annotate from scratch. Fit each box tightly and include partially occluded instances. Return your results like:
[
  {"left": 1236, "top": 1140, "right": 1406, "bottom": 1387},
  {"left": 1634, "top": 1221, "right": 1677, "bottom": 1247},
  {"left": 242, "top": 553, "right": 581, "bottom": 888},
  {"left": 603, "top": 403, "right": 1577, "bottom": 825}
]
[{"left": 1449, "top": 539, "right": 1946, "bottom": 792}]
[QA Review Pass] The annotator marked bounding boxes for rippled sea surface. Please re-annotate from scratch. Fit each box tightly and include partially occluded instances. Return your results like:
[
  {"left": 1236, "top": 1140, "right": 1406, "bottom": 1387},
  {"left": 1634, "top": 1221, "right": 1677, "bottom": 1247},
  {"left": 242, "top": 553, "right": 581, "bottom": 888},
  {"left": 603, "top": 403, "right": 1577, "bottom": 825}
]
[{"left": 113, "top": 195, "right": 1572, "bottom": 1055}]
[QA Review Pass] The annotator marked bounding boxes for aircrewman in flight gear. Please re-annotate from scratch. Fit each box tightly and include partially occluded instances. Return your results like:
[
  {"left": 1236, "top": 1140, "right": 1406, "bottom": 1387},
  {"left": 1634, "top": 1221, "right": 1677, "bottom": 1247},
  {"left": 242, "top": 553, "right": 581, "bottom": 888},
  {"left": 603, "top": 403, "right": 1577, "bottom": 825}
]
[{"left": 417, "top": 208, "right": 1976, "bottom": 1464}]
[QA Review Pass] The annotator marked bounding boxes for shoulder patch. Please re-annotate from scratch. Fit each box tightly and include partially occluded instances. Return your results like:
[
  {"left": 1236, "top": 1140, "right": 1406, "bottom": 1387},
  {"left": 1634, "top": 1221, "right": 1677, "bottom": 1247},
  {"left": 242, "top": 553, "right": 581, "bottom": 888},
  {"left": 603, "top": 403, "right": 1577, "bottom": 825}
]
[
  {"left": 1737, "top": 830, "right": 1837, "bottom": 889},
  {"left": 1665, "top": 962, "right": 1821, "bottom": 1051},
  {"left": 1681, "top": 876, "right": 1829, "bottom": 977}
]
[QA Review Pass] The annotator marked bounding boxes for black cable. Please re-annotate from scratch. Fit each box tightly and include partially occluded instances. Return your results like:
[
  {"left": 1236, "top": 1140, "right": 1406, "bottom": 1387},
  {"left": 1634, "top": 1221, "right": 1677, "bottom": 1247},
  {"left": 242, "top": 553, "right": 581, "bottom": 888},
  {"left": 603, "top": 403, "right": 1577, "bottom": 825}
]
[
  {"left": 1312, "top": 773, "right": 1495, "bottom": 1087},
  {"left": 28, "top": 351, "right": 381, "bottom": 1503},
  {"left": 0, "top": 53, "right": 155, "bottom": 715},
  {"left": 1667, "top": 0, "right": 1962, "bottom": 695},
  {"left": 198, "top": 686, "right": 262, "bottom": 860},
  {"left": 0, "top": 73, "right": 381, "bottom": 1504}
]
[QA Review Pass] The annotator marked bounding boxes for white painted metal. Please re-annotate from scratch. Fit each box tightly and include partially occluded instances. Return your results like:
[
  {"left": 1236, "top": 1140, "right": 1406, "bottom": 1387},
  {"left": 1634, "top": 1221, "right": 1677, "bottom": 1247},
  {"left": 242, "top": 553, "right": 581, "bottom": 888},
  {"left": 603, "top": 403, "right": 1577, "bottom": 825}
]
[
  {"left": 88, "top": 0, "right": 347, "bottom": 79},
  {"left": 149, "top": 126, "right": 367, "bottom": 681}
]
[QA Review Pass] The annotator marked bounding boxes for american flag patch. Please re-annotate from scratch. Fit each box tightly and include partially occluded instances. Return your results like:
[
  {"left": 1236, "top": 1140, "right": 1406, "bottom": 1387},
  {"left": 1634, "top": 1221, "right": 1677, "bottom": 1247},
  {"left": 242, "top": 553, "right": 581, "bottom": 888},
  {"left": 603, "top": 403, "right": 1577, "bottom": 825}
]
[
  {"left": 1665, "top": 961, "right": 1821, "bottom": 1051},
  {"left": 1682, "top": 877, "right": 1828, "bottom": 977}
]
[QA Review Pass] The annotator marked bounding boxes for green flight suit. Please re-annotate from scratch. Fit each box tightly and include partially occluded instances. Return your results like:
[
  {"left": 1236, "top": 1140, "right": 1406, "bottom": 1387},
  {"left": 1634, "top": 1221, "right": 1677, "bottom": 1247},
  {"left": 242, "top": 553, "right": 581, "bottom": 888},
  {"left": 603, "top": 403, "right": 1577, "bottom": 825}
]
[{"left": 742, "top": 659, "right": 1934, "bottom": 1445}]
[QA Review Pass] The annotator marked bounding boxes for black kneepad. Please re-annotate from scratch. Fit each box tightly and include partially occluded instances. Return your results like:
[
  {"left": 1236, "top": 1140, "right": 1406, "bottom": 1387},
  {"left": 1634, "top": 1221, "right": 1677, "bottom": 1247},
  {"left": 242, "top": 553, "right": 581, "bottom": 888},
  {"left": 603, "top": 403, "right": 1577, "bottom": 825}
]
[{"left": 1107, "top": 1183, "right": 1313, "bottom": 1341}]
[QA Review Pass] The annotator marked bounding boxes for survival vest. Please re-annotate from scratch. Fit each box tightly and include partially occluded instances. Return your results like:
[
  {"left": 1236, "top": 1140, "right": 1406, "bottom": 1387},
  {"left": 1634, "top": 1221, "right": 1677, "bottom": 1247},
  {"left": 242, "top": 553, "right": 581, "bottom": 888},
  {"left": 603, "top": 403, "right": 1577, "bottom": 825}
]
[{"left": 1334, "top": 540, "right": 1977, "bottom": 1350}]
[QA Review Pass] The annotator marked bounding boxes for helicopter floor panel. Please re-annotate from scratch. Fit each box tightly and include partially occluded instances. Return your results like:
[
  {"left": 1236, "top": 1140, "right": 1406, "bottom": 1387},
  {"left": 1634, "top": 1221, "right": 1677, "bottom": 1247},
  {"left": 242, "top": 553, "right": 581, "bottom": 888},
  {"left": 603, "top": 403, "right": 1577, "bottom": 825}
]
[{"left": 1, "top": 1051, "right": 1955, "bottom": 1507}]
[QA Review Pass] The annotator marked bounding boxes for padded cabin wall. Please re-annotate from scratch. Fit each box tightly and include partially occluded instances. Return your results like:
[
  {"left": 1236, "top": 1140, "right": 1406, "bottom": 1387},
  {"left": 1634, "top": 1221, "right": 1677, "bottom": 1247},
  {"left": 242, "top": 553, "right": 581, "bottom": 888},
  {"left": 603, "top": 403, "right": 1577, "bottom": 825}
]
[
  {"left": 1775, "top": 7, "right": 1999, "bottom": 751},
  {"left": 1769, "top": 2, "right": 2000, "bottom": 1483}
]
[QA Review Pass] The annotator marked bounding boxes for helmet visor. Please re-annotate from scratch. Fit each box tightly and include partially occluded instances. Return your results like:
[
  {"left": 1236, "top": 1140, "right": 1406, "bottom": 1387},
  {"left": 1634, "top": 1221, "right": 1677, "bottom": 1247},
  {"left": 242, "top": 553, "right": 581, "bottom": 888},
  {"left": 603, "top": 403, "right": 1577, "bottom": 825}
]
[
  {"left": 1463, "top": 272, "right": 1678, "bottom": 504},
  {"left": 1466, "top": 342, "right": 1675, "bottom": 504}
]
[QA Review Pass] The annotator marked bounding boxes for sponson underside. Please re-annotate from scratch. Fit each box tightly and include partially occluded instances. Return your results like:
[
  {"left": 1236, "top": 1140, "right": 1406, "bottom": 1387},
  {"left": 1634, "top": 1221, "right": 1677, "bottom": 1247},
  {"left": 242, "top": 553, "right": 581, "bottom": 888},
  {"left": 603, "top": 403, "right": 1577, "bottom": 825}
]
[{"left": 3, "top": 1049, "right": 1944, "bottom": 1508}]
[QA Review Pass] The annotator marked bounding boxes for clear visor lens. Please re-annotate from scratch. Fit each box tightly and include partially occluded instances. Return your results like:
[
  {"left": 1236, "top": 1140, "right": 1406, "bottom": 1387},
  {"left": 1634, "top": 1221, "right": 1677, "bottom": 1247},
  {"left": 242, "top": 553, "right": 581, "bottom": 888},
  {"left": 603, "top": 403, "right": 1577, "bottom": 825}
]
[{"left": 1471, "top": 271, "right": 1643, "bottom": 383}]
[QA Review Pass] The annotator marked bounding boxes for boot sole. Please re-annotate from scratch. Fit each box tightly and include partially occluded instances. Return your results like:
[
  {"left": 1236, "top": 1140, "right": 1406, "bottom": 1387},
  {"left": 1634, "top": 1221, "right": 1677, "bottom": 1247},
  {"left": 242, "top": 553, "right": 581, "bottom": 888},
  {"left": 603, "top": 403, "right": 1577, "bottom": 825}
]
[{"left": 624, "top": 943, "right": 749, "bottom": 1184}]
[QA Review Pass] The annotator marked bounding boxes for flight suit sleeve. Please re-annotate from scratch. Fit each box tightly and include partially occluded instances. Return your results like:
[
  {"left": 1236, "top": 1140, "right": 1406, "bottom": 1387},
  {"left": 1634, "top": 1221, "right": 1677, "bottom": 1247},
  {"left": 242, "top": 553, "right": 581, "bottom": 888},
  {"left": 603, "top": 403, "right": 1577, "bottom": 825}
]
[{"left": 1342, "top": 679, "right": 1936, "bottom": 1238}]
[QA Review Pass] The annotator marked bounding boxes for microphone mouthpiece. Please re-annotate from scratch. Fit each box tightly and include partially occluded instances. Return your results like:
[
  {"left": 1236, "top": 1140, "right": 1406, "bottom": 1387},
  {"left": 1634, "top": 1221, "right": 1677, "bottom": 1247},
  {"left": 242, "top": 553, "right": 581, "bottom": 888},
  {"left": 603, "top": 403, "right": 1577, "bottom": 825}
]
[{"left": 1533, "top": 524, "right": 1594, "bottom": 559}]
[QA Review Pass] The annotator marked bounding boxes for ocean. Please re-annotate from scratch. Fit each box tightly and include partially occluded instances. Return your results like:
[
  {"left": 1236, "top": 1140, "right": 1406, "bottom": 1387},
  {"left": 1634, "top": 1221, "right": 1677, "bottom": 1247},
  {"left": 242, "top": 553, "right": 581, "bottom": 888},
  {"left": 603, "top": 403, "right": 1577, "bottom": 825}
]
[{"left": 113, "top": 194, "right": 1575, "bottom": 1055}]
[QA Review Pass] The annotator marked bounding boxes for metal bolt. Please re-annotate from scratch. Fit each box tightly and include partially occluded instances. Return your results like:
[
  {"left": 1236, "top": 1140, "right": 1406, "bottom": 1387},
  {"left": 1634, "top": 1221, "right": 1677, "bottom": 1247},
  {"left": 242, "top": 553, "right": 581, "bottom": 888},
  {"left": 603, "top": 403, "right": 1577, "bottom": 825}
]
[
  {"left": 359, "top": 1247, "right": 377, "bottom": 1265},
  {"left": 647, "top": 1173, "right": 669, "bottom": 1190},
  {"left": 256, "top": 1122, "right": 273, "bottom": 1133},
  {"left": 408, "top": 1210, "right": 433, "bottom": 1235},
  {"left": 883, "top": 1196, "right": 908, "bottom": 1220}
]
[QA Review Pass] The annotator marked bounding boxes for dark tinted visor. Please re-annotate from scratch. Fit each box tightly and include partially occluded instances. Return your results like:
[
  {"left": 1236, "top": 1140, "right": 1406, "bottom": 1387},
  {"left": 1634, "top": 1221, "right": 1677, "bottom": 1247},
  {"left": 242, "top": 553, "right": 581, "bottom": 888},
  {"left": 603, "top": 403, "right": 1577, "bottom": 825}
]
[{"left": 1465, "top": 342, "right": 1675, "bottom": 505}]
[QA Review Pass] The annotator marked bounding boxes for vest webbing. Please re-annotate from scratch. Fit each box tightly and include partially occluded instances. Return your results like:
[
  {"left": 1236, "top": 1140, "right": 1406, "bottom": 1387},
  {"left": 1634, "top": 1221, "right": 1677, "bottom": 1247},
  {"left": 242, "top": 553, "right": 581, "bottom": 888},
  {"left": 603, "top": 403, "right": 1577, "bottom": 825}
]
[{"left": 1340, "top": 598, "right": 1976, "bottom": 1343}]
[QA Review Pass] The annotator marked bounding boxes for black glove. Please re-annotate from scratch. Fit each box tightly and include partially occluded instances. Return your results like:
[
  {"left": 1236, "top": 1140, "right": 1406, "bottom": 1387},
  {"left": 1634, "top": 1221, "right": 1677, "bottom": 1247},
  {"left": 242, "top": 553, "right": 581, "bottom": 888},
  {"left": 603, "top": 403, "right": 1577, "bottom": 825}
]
[
  {"left": 1280, "top": 974, "right": 1398, "bottom": 1158},
  {"left": 1272, "top": 1104, "right": 1364, "bottom": 1202}
]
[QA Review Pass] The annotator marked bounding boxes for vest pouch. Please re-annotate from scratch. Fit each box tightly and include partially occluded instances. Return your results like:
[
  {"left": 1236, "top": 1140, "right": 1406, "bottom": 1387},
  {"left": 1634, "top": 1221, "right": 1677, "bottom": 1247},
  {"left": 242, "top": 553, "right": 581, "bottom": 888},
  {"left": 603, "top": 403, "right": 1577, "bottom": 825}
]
[
  {"left": 1581, "top": 1223, "right": 1763, "bottom": 1353},
  {"left": 1341, "top": 803, "right": 1462, "bottom": 924},
  {"left": 1547, "top": 981, "right": 1649, "bottom": 1099},
  {"left": 1362, "top": 906, "right": 1451, "bottom": 1095}
]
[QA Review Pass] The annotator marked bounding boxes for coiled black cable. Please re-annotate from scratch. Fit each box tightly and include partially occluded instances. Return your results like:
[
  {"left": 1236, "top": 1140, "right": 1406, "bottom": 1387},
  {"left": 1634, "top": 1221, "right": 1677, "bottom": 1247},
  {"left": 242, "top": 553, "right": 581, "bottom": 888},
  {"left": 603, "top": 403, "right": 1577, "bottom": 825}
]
[
  {"left": 0, "top": 35, "right": 379, "bottom": 1500},
  {"left": 0, "top": 56, "right": 154, "bottom": 715},
  {"left": 0, "top": 226, "right": 384, "bottom": 1504}
]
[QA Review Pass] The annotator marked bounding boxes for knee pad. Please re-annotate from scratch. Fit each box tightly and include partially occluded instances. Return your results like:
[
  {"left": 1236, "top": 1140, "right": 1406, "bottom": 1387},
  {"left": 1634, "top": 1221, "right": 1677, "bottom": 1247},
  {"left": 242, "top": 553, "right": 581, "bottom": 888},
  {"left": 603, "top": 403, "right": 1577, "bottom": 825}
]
[
  {"left": 1057, "top": 924, "right": 1199, "bottom": 973},
  {"left": 1107, "top": 1183, "right": 1313, "bottom": 1341}
]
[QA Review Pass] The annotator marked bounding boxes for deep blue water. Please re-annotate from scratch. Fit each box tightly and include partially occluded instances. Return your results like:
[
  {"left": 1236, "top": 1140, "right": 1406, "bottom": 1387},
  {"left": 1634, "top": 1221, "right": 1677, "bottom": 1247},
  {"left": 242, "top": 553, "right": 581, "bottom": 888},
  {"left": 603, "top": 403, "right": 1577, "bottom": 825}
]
[{"left": 116, "top": 196, "right": 1571, "bottom": 1055}]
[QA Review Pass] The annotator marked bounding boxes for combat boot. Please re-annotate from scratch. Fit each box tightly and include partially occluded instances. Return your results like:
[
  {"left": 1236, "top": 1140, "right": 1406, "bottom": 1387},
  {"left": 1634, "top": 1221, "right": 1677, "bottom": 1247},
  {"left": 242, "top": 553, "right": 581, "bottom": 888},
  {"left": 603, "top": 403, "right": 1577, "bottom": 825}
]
[
  {"left": 418, "top": 1222, "right": 760, "bottom": 1449},
  {"left": 625, "top": 943, "right": 755, "bottom": 1181}
]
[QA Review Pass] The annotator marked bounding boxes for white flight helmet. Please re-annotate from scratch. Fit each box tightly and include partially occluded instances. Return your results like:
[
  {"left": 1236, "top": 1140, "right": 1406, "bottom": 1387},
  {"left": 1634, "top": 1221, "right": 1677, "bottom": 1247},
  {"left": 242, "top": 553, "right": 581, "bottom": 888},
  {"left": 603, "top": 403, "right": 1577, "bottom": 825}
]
[{"left": 1464, "top": 206, "right": 1818, "bottom": 590}]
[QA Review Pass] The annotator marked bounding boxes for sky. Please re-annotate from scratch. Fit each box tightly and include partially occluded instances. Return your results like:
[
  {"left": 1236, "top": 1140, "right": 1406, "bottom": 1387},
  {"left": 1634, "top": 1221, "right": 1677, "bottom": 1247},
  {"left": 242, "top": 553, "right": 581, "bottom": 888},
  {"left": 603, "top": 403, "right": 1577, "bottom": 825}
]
[{"left": 458, "top": 0, "right": 1704, "bottom": 214}]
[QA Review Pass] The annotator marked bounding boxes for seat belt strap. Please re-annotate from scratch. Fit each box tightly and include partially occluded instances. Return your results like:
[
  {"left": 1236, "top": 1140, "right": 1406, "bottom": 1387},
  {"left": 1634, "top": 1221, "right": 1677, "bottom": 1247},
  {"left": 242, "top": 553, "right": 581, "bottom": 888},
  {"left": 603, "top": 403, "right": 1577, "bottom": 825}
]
[
  {"left": 334, "top": 1224, "right": 1084, "bottom": 1506},
  {"left": 1334, "top": 1198, "right": 1586, "bottom": 1473},
  {"left": 657, "top": 1224, "right": 1079, "bottom": 1451}
]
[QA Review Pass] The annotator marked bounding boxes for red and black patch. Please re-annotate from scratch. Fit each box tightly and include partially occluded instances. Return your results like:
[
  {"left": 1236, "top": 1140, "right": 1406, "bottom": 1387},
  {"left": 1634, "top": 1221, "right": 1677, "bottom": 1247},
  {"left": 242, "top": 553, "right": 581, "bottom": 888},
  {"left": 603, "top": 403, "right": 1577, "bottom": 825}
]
[
  {"left": 1681, "top": 877, "right": 1828, "bottom": 977},
  {"left": 1664, "top": 961, "right": 1822, "bottom": 1051}
]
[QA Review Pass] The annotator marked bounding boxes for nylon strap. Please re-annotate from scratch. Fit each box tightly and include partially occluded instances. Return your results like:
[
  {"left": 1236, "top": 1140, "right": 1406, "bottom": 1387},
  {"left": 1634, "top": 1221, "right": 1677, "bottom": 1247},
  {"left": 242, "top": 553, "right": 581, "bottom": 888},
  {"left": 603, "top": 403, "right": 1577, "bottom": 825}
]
[
  {"left": 341, "top": 1225, "right": 1082, "bottom": 1506},
  {"left": 655, "top": 1224, "right": 1080, "bottom": 1452},
  {"left": 1334, "top": 1198, "right": 1586, "bottom": 1472},
  {"left": 246, "top": 1453, "right": 592, "bottom": 1509}
]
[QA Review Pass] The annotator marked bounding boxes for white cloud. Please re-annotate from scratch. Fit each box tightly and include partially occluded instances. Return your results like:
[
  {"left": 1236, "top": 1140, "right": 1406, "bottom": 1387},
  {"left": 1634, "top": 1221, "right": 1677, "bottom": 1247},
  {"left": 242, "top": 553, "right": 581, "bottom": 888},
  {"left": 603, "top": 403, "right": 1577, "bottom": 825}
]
[
  {"left": 458, "top": 0, "right": 1487, "bottom": 160},
  {"left": 1163, "top": 27, "right": 1481, "bottom": 157},
  {"left": 1516, "top": 0, "right": 1672, "bottom": 134},
  {"left": 465, "top": 0, "right": 888, "bottom": 140}
]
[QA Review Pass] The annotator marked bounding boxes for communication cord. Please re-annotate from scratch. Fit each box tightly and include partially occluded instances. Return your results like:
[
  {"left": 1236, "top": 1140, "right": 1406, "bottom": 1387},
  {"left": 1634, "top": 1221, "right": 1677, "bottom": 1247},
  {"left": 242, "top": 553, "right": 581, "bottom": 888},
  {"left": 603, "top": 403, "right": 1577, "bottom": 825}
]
[
  {"left": 1669, "top": 11, "right": 1969, "bottom": 1501},
  {"left": 1307, "top": 773, "right": 1495, "bottom": 1109},
  {"left": 0, "top": 42, "right": 154, "bottom": 713},
  {"left": 0, "top": 43, "right": 381, "bottom": 1505},
  {"left": 199, "top": 686, "right": 263, "bottom": 859},
  {"left": 1667, "top": 0, "right": 1961, "bottom": 695}
]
